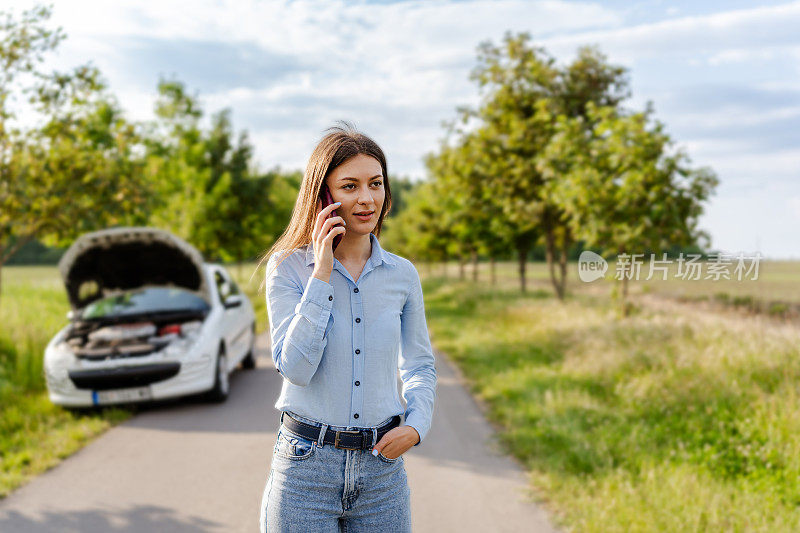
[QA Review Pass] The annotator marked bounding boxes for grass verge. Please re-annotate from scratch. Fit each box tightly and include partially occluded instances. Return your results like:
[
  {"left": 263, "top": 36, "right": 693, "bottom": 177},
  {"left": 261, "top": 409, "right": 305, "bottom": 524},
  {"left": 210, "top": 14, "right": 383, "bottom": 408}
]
[
  {"left": 0, "top": 267, "right": 133, "bottom": 499},
  {"left": 0, "top": 262, "right": 264, "bottom": 499},
  {"left": 421, "top": 276, "right": 800, "bottom": 532}
]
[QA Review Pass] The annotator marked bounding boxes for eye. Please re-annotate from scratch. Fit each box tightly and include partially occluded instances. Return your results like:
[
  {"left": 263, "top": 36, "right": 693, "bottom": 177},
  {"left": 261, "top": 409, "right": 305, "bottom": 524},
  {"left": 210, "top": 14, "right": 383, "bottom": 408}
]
[{"left": 343, "top": 181, "right": 383, "bottom": 190}]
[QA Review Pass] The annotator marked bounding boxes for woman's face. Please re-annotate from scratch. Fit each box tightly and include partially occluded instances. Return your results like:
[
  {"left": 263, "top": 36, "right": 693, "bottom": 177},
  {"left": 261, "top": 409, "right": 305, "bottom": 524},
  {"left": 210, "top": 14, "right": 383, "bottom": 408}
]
[{"left": 326, "top": 153, "right": 385, "bottom": 235}]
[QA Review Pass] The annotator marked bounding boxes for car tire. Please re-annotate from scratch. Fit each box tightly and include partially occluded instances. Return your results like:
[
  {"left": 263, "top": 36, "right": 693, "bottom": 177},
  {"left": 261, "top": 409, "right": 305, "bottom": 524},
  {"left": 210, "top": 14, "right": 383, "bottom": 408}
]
[
  {"left": 241, "top": 323, "right": 257, "bottom": 370},
  {"left": 205, "top": 346, "right": 230, "bottom": 403}
]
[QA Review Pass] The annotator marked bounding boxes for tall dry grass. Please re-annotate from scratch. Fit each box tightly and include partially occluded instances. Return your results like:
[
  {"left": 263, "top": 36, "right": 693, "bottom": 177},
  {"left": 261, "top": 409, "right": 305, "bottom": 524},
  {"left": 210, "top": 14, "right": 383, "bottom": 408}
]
[{"left": 421, "top": 270, "right": 800, "bottom": 532}]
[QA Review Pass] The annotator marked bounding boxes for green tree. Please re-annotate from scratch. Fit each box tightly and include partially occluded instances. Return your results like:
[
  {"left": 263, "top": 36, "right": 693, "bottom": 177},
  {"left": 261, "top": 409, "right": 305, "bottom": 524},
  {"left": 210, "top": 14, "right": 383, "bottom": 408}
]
[
  {"left": 423, "top": 128, "right": 514, "bottom": 284},
  {"left": 384, "top": 178, "right": 457, "bottom": 277},
  {"left": 0, "top": 4, "right": 65, "bottom": 300},
  {"left": 143, "top": 78, "right": 211, "bottom": 242},
  {"left": 455, "top": 32, "right": 558, "bottom": 294},
  {"left": 0, "top": 4, "right": 146, "bottom": 303},
  {"left": 540, "top": 102, "right": 719, "bottom": 314},
  {"left": 144, "top": 78, "right": 294, "bottom": 269},
  {"left": 450, "top": 32, "right": 631, "bottom": 297},
  {"left": 381, "top": 174, "right": 415, "bottom": 221}
]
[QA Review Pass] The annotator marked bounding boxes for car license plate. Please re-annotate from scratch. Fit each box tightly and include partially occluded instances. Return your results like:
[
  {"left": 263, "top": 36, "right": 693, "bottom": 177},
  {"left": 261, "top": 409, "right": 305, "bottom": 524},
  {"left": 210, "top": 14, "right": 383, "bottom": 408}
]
[{"left": 92, "top": 386, "right": 153, "bottom": 405}]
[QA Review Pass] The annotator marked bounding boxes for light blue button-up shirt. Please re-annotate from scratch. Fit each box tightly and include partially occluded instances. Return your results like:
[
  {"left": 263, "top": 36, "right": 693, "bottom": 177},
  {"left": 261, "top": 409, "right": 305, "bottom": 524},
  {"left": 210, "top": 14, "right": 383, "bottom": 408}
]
[{"left": 265, "top": 232, "right": 437, "bottom": 446}]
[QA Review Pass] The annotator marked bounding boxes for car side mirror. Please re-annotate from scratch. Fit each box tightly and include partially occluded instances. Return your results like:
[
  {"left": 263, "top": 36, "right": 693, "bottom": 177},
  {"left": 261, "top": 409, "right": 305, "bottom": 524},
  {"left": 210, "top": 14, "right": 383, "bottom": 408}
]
[{"left": 223, "top": 294, "right": 243, "bottom": 309}]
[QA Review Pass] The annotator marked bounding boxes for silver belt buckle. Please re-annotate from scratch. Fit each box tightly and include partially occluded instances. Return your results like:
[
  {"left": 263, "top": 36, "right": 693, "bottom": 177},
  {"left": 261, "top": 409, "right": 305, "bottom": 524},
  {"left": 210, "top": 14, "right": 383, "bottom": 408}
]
[{"left": 334, "top": 430, "right": 363, "bottom": 449}]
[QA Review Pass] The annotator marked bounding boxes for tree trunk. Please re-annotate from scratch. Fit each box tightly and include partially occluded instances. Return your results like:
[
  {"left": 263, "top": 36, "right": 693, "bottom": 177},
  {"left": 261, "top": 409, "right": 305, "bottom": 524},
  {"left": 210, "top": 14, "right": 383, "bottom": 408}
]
[
  {"left": 619, "top": 261, "right": 630, "bottom": 317},
  {"left": 557, "top": 239, "right": 569, "bottom": 299},
  {"left": 518, "top": 247, "right": 527, "bottom": 294},
  {"left": 490, "top": 256, "right": 496, "bottom": 286},
  {"left": 472, "top": 250, "right": 479, "bottom": 282},
  {"left": 544, "top": 227, "right": 564, "bottom": 299}
]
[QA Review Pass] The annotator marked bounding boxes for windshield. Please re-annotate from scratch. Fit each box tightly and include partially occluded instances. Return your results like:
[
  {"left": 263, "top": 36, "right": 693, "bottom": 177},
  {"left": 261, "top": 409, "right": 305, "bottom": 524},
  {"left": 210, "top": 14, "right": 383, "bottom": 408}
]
[{"left": 80, "top": 287, "right": 210, "bottom": 320}]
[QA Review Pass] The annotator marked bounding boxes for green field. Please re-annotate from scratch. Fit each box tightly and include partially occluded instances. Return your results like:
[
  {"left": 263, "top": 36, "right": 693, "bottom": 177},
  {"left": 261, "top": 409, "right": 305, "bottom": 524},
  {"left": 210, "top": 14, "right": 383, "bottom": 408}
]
[
  {"left": 446, "top": 257, "right": 794, "bottom": 299},
  {"left": 419, "top": 261, "right": 800, "bottom": 532},
  {"left": 3, "top": 261, "right": 800, "bottom": 532},
  {"left": 446, "top": 258, "right": 799, "bottom": 320}
]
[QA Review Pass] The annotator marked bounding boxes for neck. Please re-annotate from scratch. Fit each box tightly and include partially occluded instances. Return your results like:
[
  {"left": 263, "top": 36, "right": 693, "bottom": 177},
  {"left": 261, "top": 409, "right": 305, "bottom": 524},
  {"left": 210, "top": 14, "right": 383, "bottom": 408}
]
[{"left": 333, "top": 232, "right": 372, "bottom": 263}]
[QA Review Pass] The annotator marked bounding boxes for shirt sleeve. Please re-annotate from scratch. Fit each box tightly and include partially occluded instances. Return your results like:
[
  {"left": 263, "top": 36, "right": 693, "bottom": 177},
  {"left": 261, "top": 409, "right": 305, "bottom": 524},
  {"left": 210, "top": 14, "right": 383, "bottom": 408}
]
[
  {"left": 265, "top": 253, "right": 335, "bottom": 387},
  {"left": 399, "top": 264, "right": 437, "bottom": 446}
]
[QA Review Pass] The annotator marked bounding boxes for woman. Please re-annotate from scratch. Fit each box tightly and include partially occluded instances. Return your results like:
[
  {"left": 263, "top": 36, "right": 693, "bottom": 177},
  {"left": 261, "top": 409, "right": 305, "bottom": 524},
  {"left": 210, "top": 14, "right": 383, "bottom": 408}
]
[{"left": 257, "top": 123, "right": 437, "bottom": 532}]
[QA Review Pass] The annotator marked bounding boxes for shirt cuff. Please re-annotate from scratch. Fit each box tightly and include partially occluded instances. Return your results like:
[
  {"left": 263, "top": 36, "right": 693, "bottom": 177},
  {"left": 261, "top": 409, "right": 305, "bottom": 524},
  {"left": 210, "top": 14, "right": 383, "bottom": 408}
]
[
  {"left": 406, "top": 424, "right": 422, "bottom": 446},
  {"left": 403, "top": 413, "right": 428, "bottom": 446}
]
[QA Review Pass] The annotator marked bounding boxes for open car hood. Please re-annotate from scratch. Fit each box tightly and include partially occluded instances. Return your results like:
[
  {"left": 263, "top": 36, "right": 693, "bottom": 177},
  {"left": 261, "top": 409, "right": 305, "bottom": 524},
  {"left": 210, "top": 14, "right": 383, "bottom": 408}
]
[{"left": 58, "top": 227, "right": 211, "bottom": 310}]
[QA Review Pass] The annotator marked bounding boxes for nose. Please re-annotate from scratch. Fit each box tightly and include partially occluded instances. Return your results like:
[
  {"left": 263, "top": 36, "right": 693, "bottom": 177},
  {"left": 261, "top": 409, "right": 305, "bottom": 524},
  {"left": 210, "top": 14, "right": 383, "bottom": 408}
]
[{"left": 357, "top": 187, "right": 373, "bottom": 206}]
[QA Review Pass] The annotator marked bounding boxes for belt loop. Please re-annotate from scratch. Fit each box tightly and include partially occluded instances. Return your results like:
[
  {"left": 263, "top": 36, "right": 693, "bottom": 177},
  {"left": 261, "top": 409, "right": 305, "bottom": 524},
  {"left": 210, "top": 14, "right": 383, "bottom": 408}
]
[
  {"left": 371, "top": 427, "right": 378, "bottom": 447},
  {"left": 318, "top": 424, "right": 328, "bottom": 448}
]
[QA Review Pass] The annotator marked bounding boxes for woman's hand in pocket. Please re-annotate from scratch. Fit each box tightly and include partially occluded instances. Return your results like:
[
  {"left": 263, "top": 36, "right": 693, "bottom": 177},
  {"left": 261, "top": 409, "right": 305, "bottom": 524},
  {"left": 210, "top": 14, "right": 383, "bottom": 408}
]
[{"left": 371, "top": 426, "right": 420, "bottom": 459}]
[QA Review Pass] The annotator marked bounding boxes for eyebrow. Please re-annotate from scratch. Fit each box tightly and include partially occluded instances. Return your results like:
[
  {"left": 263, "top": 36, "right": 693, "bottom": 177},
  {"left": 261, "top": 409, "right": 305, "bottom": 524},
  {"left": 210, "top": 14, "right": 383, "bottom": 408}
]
[{"left": 339, "top": 175, "right": 383, "bottom": 182}]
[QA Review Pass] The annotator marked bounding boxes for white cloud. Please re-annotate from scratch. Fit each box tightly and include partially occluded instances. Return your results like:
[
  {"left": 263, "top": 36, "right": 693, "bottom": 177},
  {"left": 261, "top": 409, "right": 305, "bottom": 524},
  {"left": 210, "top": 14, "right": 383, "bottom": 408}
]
[
  {"left": 3, "top": 0, "right": 800, "bottom": 256},
  {"left": 707, "top": 47, "right": 783, "bottom": 65},
  {"left": 540, "top": 1, "right": 800, "bottom": 64},
  {"left": 671, "top": 105, "right": 800, "bottom": 131},
  {"left": 701, "top": 182, "right": 800, "bottom": 259},
  {"left": 789, "top": 195, "right": 800, "bottom": 220}
]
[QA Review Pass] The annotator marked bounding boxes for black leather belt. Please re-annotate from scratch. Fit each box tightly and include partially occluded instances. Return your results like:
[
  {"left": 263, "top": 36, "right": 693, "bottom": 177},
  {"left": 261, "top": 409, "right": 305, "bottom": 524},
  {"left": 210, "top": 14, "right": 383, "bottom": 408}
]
[{"left": 280, "top": 411, "right": 401, "bottom": 450}]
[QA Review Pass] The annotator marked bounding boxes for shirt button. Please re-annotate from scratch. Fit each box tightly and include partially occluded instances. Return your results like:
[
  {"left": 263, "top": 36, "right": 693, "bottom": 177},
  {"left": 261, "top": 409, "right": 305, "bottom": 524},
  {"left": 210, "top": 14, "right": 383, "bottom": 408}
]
[
  {"left": 355, "top": 381, "right": 360, "bottom": 386},
  {"left": 354, "top": 413, "right": 359, "bottom": 419},
  {"left": 355, "top": 349, "right": 360, "bottom": 354},
  {"left": 353, "top": 288, "right": 359, "bottom": 293},
  {"left": 328, "top": 295, "right": 333, "bottom": 301},
  {"left": 355, "top": 318, "right": 361, "bottom": 323}
]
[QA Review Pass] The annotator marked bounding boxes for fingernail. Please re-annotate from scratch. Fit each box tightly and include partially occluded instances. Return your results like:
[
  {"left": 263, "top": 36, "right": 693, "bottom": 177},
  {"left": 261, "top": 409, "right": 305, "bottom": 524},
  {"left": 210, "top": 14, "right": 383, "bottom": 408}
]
[
  {"left": 334, "top": 201, "right": 341, "bottom": 205},
  {"left": 372, "top": 449, "right": 379, "bottom": 456}
]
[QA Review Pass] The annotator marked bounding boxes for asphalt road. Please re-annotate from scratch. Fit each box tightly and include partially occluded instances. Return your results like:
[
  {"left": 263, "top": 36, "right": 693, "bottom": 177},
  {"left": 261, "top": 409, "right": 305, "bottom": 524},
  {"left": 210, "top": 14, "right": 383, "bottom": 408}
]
[{"left": 0, "top": 334, "right": 556, "bottom": 532}]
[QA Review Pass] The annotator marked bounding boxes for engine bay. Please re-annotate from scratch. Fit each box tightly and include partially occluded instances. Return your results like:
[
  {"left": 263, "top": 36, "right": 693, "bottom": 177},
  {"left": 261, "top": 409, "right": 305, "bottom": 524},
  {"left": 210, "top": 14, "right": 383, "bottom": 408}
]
[{"left": 63, "top": 314, "right": 205, "bottom": 361}]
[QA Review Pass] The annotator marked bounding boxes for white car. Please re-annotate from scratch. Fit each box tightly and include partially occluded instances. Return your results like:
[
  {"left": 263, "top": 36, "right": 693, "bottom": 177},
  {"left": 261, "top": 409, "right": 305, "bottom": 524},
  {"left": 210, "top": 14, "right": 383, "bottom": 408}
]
[{"left": 44, "top": 227, "right": 256, "bottom": 408}]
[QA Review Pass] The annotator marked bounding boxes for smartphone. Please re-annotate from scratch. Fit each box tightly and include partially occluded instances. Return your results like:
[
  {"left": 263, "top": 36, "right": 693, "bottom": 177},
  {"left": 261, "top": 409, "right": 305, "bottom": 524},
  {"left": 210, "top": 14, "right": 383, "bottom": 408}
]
[{"left": 320, "top": 184, "right": 344, "bottom": 252}]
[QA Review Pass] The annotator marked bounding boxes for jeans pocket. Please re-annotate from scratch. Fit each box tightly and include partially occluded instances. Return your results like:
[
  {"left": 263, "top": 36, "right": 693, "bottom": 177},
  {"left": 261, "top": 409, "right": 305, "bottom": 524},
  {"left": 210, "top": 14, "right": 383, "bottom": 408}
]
[
  {"left": 377, "top": 451, "right": 400, "bottom": 463},
  {"left": 275, "top": 427, "right": 317, "bottom": 460}
]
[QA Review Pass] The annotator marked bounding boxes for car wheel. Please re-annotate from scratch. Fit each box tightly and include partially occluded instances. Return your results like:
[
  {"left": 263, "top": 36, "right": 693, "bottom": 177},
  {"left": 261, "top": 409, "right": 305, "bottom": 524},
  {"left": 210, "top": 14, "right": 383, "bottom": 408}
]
[
  {"left": 206, "top": 347, "right": 230, "bottom": 403},
  {"left": 241, "top": 323, "right": 256, "bottom": 370}
]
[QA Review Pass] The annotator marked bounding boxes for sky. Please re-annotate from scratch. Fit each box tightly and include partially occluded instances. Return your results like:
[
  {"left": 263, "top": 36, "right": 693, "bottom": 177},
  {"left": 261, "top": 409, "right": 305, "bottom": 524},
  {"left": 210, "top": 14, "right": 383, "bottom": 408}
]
[{"left": 6, "top": 0, "right": 800, "bottom": 259}]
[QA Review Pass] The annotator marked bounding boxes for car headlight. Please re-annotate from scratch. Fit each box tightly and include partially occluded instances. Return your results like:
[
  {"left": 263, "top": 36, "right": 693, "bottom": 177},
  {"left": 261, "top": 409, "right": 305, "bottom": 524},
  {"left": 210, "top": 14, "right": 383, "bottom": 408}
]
[
  {"left": 45, "top": 340, "right": 76, "bottom": 391},
  {"left": 161, "top": 322, "right": 205, "bottom": 358}
]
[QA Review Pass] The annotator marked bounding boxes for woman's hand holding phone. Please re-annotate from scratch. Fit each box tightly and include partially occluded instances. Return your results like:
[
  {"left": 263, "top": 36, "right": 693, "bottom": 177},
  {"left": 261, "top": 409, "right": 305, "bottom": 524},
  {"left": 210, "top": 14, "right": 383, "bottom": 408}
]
[{"left": 312, "top": 199, "right": 346, "bottom": 283}]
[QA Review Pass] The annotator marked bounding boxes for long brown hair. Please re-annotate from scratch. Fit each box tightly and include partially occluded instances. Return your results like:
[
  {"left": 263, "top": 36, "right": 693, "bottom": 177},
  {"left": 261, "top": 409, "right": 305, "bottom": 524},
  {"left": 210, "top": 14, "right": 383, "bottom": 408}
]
[{"left": 252, "top": 121, "right": 393, "bottom": 291}]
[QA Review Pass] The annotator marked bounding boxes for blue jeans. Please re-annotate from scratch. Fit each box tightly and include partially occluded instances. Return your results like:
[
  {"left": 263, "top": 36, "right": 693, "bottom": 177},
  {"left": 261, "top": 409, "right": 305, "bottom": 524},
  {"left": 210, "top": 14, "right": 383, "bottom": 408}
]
[{"left": 260, "top": 411, "right": 412, "bottom": 532}]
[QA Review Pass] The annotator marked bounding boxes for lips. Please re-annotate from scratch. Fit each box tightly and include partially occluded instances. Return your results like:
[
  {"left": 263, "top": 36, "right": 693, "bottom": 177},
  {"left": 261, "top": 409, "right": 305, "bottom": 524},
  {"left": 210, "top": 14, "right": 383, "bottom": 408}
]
[{"left": 354, "top": 211, "right": 374, "bottom": 220}]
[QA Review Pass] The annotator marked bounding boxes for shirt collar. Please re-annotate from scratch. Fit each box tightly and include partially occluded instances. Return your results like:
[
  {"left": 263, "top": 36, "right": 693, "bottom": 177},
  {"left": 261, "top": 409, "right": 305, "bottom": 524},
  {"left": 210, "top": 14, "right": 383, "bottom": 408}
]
[{"left": 305, "top": 232, "right": 397, "bottom": 268}]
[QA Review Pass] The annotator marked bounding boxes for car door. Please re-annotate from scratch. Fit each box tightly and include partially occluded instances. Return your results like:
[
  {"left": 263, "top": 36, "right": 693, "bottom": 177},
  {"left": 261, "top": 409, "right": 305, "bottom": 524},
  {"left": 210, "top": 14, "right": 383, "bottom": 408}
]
[{"left": 214, "top": 268, "right": 251, "bottom": 362}]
